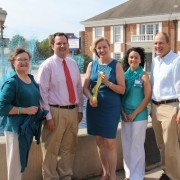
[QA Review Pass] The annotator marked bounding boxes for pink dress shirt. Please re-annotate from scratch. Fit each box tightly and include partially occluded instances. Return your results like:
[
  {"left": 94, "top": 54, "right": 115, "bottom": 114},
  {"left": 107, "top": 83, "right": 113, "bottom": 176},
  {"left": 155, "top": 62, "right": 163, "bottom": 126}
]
[{"left": 38, "top": 54, "right": 83, "bottom": 120}]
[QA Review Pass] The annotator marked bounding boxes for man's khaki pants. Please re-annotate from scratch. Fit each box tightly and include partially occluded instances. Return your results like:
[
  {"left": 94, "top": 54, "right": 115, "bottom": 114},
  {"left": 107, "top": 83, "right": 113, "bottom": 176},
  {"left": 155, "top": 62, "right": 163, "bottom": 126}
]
[
  {"left": 151, "top": 102, "right": 180, "bottom": 180},
  {"left": 41, "top": 106, "right": 78, "bottom": 180}
]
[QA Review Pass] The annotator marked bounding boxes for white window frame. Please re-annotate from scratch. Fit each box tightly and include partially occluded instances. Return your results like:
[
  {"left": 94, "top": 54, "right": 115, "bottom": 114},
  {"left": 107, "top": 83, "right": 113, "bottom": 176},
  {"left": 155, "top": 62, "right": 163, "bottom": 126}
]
[
  {"left": 110, "top": 26, "right": 123, "bottom": 44},
  {"left": 114, "top": 26, "right": 121, "bottom": 43},
  {"left": 140, "top": 23, "right": 159, "bottom": 35},
  {"left": 114, "top": 53, "right": 121, "bottom": 61},
  {"left": 92, "top": 27, "right": 104, "bottom": 43},
  {"left": 92, "top": 27, "right": 104, "bottom": 59},
  {"left": 95, "top": 27, "right": 104, "bottom": 39}
]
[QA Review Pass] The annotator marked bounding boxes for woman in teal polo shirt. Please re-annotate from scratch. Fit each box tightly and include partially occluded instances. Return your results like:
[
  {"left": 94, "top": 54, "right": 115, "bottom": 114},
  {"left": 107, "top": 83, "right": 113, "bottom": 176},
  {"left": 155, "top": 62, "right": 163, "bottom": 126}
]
[
  {"left": 121, "top": 47, "right": 151, "bottom": 180},
  {"left": 0, "top": 48, "right": 39, "bottom": 180}
]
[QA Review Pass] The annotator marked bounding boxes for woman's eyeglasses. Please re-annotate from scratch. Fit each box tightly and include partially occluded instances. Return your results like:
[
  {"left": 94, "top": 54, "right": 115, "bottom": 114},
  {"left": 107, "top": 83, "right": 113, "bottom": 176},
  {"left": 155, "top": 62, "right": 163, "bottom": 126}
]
[{"left": 15, "top": 59, "right": 30, "bottom": 62}]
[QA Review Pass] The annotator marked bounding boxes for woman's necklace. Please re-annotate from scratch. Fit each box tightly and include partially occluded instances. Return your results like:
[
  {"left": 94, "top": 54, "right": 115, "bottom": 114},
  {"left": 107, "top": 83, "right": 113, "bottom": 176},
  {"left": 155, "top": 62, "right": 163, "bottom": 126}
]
[
  {"left": 98, "top": 58, "right": 112, "bottom": 65},
  {"left": 98, "top": 59, "right": 112, "bottom": 78}
]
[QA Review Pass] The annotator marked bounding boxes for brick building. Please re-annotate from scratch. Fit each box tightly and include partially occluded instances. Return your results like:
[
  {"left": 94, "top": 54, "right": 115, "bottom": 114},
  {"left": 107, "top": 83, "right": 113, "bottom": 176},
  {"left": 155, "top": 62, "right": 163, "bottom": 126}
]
[{"left": 80, "top": 0, "right": 180, "bottom": 72}]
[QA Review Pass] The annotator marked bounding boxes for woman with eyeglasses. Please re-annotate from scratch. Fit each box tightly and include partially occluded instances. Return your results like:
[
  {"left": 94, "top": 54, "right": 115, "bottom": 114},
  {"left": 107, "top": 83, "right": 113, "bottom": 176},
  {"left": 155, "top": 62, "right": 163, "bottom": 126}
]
[{"left": 0, "top": 48, "right": 41, "bottom": 180}]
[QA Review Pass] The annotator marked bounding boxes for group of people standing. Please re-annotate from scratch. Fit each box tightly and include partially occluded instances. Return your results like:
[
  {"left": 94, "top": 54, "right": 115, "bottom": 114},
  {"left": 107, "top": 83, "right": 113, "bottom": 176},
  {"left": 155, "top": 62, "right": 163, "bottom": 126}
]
[{"left": 0, "top": 32, "right": 179, "bottom": 180}]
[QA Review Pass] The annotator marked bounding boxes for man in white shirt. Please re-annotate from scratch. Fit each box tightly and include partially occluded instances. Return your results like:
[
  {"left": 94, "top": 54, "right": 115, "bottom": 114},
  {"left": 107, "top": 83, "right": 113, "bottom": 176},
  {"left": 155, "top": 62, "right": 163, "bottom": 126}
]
[{"left": 151, "top": 32, "right": 180, "bottom": 180}]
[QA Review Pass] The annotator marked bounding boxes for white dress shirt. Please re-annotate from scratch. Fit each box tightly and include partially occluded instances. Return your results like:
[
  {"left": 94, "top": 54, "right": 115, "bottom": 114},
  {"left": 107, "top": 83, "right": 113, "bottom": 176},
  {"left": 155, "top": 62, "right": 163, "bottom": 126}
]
[{"left": 151, "top": 50, "right": 180, "bottom": 108}]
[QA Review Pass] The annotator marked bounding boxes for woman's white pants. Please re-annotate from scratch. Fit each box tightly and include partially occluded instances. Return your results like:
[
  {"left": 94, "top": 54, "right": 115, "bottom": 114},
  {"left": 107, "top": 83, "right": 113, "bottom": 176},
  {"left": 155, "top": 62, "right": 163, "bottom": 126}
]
[
  {"left": 4, "top": 131, "right": 22, "bottom": 180},
  {"left": 121, "top": 120, "right": 147, "bottom": 180}
]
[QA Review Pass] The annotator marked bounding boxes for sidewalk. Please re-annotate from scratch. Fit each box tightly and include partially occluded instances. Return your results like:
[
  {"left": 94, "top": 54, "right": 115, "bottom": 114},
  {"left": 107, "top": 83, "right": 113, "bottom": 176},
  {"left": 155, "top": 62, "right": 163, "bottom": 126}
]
[{"left": 88, "top": 166, "right": 163, "bottom": 180}]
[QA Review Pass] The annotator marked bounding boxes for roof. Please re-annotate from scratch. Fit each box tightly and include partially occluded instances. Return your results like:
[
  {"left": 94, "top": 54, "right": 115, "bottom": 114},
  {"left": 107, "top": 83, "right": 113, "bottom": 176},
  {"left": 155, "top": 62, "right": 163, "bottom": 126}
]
[{"left": 83, "top": 0, "right": 180, "bottom": 22}]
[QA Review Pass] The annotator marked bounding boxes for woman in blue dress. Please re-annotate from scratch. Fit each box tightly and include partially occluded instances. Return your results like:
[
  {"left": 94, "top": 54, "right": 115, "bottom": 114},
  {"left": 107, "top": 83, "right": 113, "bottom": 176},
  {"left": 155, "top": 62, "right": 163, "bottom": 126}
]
[
  {"left": 83, "top": 37, "right": 125, "bottom": 180},
  {"left": 121, "top": 47, "right": 151, "bottom": 180}
]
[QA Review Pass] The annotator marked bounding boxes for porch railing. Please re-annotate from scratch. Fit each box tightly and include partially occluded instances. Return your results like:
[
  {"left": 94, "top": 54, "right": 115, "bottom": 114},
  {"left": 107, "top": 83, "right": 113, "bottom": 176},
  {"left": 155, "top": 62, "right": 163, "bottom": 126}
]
[{"left": 131, "top": 34, "right": 155, "bottom": 42}]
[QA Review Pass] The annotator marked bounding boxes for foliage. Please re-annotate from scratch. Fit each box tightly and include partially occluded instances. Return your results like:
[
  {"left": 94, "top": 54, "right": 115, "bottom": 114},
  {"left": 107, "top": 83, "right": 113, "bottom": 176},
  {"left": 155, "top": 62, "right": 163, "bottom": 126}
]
[
  {"left": 8, "top": 35, "right": 27, "bottom": 54},
  {"left": 7, "top": 35, "right": 92, "bottom": 73},
  {"left": 8, "top": 35, "right": 53, "bottom": 62},
  {"left": 80, "top": 53, "right": 92, "bottom": 73},
  {"left": 120, "top": 58, "right": 129, "bottom": 71},
  {"left": 37, "top": 38, "right": 53, "bottom": 59}
]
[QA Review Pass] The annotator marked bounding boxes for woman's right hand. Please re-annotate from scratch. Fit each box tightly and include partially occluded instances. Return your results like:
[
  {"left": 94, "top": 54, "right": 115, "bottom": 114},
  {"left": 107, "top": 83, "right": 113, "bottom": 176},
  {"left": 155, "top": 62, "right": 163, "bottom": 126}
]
[
  {"left": 23, "top": 106, "right": 38, "bottom": 115},
  {"left": 89, "top": 97, "right": 98, "bottom": 107},
  {"left": 121, "top": 111, "right": 128, "bottom": 122}
]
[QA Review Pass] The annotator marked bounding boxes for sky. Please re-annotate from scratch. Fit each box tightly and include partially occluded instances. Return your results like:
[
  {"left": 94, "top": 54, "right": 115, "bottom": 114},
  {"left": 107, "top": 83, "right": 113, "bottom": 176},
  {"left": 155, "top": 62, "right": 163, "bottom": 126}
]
[{"left": 0, "top": 0, "right": 127, "bottom": 41}]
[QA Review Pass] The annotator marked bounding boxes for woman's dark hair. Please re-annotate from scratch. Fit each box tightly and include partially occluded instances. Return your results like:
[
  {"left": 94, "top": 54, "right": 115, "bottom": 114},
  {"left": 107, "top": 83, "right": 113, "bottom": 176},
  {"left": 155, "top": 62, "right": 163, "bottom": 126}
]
[
  {"left": 123, "top": 47, "right": 146, "bottom": 71},
  {"left": 9, "top": 48, "right": 31, "bottom": 70}
]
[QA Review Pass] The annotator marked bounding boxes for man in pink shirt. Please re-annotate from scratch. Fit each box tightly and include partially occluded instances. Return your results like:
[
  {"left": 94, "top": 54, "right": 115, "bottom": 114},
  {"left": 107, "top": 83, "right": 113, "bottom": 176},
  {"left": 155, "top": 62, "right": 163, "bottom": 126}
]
[{"left": 38, "top": 33, "right": 83, "bottom": 180}]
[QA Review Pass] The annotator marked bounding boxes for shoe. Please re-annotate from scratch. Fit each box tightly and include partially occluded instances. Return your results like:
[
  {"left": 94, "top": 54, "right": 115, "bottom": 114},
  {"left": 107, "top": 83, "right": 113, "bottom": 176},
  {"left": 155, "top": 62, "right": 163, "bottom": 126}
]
[{"left": 159, "top": 173, "right": 170, "bottom": 180}]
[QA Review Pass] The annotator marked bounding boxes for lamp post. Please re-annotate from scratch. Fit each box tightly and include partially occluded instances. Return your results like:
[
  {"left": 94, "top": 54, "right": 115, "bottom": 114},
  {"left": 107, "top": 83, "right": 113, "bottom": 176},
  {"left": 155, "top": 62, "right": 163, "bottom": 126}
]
[{"left": 0, "top": 8, "right": 7, "bottom": 76}]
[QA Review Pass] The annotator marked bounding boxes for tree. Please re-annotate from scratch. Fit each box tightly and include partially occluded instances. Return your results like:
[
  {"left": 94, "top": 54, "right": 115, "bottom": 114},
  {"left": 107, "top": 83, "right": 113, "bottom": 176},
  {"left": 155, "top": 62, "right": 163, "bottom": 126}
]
[
  {"left": 8, "top": 35, "right": 28, "bottom": 54},
  {"left": 37, "top": 38, "right": 53, "bottom": 59},
  {"left": 80, "top": 53, "right": 92, "bottom": 73}
]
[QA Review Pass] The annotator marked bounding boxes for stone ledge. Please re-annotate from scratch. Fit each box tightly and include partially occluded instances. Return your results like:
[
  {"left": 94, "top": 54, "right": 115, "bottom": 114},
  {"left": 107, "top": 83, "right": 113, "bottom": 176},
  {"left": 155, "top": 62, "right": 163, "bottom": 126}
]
[{"left": 0, "top": 122, "right": 160, "bottom": 180}]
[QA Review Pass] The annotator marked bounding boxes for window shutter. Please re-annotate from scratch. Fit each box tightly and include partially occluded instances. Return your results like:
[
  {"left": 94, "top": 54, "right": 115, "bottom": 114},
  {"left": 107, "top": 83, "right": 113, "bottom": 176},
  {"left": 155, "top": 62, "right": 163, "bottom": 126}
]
[
  {"left": 110, "top": 26, "right": 114, "bottom": 44},
  {"left": 121, "top": 52, "right": 124, "bottom": 60},
  {"left": 159, "top": 22, "right": 162, "bottom": 32},
  {"left": 92, "top": 28, "right": 95, "bottom": 42},
  {"left": 102, "top": 27, "right": 104, "bottom": 37},
  {"left": 178, "top": 21, "right": 180, "bottom": 41},
  {"left": 136, "top": 24, "right": 140, "bottom": 35},
  {"left": 121, "top": 26, "right": 124, "bottom": 43}
]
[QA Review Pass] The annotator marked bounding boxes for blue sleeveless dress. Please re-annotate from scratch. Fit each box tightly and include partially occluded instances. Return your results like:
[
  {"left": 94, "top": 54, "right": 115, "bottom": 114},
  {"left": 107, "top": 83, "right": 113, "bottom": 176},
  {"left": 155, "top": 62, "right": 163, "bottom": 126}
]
[{"left": 86, "top": 59, "right": 121, "bottom": 138}]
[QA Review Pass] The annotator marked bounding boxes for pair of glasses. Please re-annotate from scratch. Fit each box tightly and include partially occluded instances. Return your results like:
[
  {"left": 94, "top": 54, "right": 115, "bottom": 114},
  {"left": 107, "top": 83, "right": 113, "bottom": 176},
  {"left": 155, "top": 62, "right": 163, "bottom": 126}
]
[{"left": 15, "top": 59, "right": 30, "bottom": 62}]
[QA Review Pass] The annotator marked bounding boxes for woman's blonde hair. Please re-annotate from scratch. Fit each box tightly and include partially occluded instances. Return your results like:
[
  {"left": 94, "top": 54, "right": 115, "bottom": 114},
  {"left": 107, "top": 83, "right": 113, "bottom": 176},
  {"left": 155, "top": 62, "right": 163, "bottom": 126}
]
[{"left": 90, "top": 37, "right": 110, "bottom": 58}]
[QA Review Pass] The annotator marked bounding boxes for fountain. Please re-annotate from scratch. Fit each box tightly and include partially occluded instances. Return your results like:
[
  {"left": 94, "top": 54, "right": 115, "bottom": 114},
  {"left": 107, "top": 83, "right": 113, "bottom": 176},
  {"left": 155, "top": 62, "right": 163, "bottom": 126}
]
[
  {"left": 0, "top": 34, "right": 87, "bottom": 136},
  {"left": 0, "top": 35, "right": 41, "bottom": 86},
  {"left": 74, "top": 55, "right": 84, "bottom": 73}
]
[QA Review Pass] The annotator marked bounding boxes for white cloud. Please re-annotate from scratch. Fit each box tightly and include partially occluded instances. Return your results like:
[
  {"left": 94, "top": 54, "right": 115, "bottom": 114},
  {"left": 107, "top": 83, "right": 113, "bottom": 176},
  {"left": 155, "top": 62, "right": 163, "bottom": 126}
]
[{"left": 0, "top": 0, "right": 127, "bottom": 41}]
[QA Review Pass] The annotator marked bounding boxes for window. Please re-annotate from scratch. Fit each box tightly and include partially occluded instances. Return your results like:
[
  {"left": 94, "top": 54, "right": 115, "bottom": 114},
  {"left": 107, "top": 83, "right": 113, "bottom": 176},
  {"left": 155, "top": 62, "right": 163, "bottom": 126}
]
[
  {"left": 114, "top": 26, "right": 121, "bottom": 43},
  {"left": 141, "top": 23, "right": 159, "bottom": 35},
  {"left": 145, "top": 53, "right": 152, "bottom": 73},
  {"left": 95, "top": 27, "right": 103, "bottom": 38},
  {"left": 110, "top": 26, "right": 123, "bottom": 43},
  {"left": 114, "top": 53, "right": 121, "bottom": 61}
]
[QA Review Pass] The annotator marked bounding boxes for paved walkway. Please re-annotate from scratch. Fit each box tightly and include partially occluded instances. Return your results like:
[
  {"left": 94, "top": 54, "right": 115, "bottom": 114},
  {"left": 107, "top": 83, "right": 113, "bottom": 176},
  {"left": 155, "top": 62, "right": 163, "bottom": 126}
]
[{"left": 88, "top": 166, "right": 163, "bottom": 180}]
